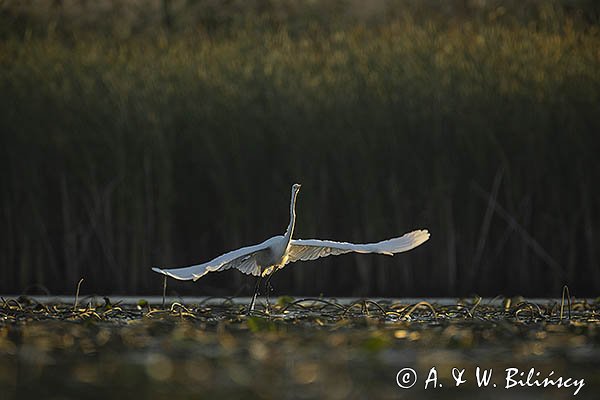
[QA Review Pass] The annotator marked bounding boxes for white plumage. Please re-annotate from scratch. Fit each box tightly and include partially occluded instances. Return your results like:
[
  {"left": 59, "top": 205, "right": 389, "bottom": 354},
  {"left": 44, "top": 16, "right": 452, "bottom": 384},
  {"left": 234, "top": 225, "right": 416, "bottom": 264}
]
[{"left": 152, "top": 183, "right": 429, "bottom": 307}]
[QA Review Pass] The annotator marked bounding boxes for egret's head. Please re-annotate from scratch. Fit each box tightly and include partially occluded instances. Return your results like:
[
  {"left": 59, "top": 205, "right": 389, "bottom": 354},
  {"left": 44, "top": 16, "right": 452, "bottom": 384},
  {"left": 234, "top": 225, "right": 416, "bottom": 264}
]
[{"left": 292, "top": 183, "right": 301, "bottom": 192}]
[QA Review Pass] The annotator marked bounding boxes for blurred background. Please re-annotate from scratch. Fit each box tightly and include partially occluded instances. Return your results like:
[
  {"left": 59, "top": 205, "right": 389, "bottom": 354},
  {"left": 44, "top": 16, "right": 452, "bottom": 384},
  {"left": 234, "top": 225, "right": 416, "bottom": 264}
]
[{"left": 0, "top": 0, "right": 598, "bottom": 297}]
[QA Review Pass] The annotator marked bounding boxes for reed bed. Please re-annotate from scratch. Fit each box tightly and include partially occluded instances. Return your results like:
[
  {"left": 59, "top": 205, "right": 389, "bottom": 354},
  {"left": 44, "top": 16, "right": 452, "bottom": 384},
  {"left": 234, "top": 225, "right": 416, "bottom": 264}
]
[{"left": 1, "top": 1, "right": 599, "bottom": 296}]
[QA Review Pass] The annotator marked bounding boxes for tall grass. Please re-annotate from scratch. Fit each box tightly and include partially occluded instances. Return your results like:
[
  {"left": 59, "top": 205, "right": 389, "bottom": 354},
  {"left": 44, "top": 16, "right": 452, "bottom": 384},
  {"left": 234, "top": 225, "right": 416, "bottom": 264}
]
[{"left": 1, "top": 1, "right": 599, "bottom": 296}]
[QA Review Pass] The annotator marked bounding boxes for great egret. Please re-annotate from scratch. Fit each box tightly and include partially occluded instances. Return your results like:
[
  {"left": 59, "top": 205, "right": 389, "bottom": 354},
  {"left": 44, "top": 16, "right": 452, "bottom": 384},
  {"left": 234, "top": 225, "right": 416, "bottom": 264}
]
[{"left": 152, "top": 183, "right": 430, "bottom": 311}]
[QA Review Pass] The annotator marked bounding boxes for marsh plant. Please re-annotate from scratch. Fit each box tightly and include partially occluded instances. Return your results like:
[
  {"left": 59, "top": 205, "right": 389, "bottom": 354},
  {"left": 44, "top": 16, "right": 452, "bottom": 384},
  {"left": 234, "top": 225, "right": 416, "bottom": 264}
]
[{"left": 0, "top": 1, "right": 599, "bottom": 296}]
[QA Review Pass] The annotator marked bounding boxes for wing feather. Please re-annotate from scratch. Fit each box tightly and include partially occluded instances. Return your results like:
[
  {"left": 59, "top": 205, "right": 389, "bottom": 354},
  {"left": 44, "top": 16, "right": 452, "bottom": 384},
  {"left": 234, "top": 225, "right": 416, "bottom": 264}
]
[
  {"left": 286, "top": 229, "right": 429, "bottom": 264},
  {"left": 152, "top": 236, "right": 281, "bottom": 281}
]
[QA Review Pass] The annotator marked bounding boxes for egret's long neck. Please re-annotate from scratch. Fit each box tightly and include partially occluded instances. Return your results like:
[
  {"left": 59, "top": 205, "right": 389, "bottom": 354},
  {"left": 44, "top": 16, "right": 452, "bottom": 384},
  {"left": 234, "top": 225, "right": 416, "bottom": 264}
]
[{"left": 284, "top": 189, "right": 298, "bottom": 243}]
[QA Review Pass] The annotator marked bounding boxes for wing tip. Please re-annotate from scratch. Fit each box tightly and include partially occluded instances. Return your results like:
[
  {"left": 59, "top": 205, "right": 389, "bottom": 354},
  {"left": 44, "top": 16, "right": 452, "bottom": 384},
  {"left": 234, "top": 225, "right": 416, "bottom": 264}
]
[
  {"left": 410, "top": 228, "right": 430, "bottom": 237},
  {"left": 413, "top": 229, "right": 431, "bottom": 245},
  {"left": 152, "top": 266, "right": 195, "bottom": 281},
  {"left": 393, "top": 229, "right": 430, "bottom": 252}
]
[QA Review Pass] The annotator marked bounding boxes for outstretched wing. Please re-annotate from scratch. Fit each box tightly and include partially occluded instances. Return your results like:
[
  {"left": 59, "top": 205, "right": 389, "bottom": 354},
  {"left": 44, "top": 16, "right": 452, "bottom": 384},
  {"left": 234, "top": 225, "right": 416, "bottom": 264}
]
[
  {"left": 152, "top": 236, "right": 280, "bottom": 281},
  {"left": 286, "top": 229, "right": 429, "bottom": 264}
]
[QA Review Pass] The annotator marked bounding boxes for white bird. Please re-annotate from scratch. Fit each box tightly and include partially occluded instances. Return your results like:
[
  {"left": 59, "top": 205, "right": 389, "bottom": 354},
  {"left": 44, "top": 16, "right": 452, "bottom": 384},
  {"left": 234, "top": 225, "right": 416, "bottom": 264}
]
[{"left": 152, "top": 183, "right": 430, "bottom": 311}]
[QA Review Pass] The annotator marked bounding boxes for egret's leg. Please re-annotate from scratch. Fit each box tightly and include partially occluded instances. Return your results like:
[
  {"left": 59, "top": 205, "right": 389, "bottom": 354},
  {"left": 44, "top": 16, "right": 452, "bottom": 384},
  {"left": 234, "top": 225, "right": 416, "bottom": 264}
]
[
  {"left": 162, "top": 276, "right": 167, "bottom": 309},
  {"left": 265, "top": 272, "right": 275, "bottom": 314},
  {"left": 249, "top": 276, "right": 262, "bottom": 313}
]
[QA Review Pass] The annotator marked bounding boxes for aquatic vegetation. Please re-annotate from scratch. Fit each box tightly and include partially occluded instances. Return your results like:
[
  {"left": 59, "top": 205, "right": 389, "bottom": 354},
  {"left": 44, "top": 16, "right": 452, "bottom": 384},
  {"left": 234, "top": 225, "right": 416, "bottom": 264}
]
[
  {"left": 1, "top": 296, "right": 598, "bottom": 398},
  {"left": 1, "top": 1, "right": 599, "bottom": 296}
]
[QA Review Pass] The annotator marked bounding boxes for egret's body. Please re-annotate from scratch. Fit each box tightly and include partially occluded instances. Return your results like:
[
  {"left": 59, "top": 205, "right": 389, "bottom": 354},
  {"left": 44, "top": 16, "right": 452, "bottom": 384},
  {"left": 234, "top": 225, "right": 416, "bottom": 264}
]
[{"left": 152, "top": 184, "right": 429, "bottom": 310}]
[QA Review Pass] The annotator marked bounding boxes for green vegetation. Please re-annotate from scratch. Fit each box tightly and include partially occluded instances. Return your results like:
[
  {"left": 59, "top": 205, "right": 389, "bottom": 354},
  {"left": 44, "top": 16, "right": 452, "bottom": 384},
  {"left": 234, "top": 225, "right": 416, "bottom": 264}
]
[
  {"left": 1, "top": 1, "right": 599, "bottom": 296},
  {"left": 1, "top": 297, "right": 599, "bottom": 398}
]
